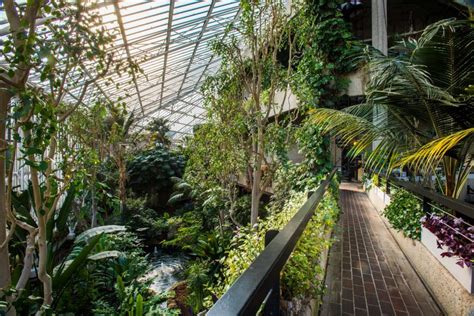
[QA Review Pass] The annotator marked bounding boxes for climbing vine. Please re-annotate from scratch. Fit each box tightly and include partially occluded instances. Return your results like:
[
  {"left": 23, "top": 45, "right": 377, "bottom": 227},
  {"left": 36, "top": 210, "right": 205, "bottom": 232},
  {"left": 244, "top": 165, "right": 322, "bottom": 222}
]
[{"left": 291, "top": 0, "right": 362, "bottom": 108}]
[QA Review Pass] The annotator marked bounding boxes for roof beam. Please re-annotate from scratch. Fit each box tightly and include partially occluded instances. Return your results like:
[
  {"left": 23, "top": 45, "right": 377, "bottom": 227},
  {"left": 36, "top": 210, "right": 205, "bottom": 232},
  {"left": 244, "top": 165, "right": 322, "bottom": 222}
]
[
  {"left": 191, "top": 7, "right": 241, "bottom": 94},
  {"left": 176, "top": 0, "right": 216, "bottom": 99},
  {"left": 158, "top": 0, "right": 176, "bottom": 107},
  {"left": 140, "top": 88, "right": 198, "bottom": 118},
  {"left": 113, "top": 0, "right": 145, "bottom": 115}
]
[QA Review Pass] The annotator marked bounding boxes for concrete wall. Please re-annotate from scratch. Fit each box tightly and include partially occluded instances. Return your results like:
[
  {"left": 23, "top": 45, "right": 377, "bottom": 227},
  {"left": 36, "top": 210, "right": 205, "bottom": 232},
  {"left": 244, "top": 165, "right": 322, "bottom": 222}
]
[
  {"left": 341, "top": 68, "right": 368, "bottom": 97},
  {"left": 365, "top": 186, "right": 474, "bottom": 315},
  {"left": 269, "top": 88, "right": 299, "bottom": 117}
]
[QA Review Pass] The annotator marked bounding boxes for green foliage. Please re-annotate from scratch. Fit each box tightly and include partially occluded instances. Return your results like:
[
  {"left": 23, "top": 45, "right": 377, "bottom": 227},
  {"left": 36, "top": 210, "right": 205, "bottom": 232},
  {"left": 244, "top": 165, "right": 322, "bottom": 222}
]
[
  {"left": 74, "top": 225, "right": 126, "bottom": 244},
  {"left": 383, "top": 189, "right": 424, "bottom": 240},
  {"left": 185, "top": 261, "right": 211, "bottom": 313},
  {"left": 209, "top": 182, "right": 340, "bottom": 305},
  {"left": 281, "top": 189, "right": 339, "bottom": 299},
  {"left": 127, "top": 145, "right": 186, "bottom": 202},
  {"left": 231, "top": 195, "right": 252, "bottom": 226},
  {"left": 146, "top": 117, "right": 172, "bottom": 147},
  {"left": 162, "top": 211, "right": 206, "bottom": 251},
  {"left": 310, "top": 19, "right": 474, "bottom": 197},
  {"left": 124, "top": 196, "right": 170, "bottom": 245},
  {"left": 184, "top": 122, "right": 246, "bottom": 205},
  {"left": 291, "top": 0, "right": 362, "bottom": 108},
  {"left": 53, "top": 231, "right": 175, "bottom": 315},
  {"left": 272, "top": 123, "right": 332, "bottom": 205},
  {"left": 167, "top": 177, "right": 195, "bottom": 212},
  {"left": 371, "top": 174, "right": 379, "bottom": 188}
]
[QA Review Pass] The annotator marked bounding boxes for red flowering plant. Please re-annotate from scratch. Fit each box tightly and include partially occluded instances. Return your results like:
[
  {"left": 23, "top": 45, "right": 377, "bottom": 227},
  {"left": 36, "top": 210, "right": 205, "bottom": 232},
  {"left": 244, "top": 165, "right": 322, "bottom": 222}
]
[{"left": 422, "top": 214, "right": 474, "bottom": 268}]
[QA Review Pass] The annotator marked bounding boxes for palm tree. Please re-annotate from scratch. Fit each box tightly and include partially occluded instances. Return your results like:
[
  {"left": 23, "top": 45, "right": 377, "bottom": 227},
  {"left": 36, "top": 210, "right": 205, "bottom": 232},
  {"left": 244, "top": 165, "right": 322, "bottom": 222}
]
[
  {"left": 103, "top": 107, "right": 136, "bottom": 218},
  {"left": 146, "top": 117, "right": 172, "bottom": 147},
  {"left": 310, "top": 19, "right": 473, "bottom": 198}
]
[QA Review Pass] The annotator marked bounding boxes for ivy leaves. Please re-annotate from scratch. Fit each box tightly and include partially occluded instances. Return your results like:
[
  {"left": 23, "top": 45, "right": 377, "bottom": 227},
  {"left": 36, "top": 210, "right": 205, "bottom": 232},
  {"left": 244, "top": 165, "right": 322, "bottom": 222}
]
[
  {"left": 383, "top": 189, "right": 425, "bottom": 240},
  {"left": 290, "top": 0, "right": 362, "bottom": 108}
]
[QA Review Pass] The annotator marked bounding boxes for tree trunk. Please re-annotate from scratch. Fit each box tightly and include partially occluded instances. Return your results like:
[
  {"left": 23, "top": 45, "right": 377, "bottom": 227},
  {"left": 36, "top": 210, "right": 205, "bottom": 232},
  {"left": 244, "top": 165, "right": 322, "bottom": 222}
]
[
  {"left": 250, "top": 128, "right": 264, "bottom": 226},
  {"left": 118, "top": 154, "right": 127, "bottom": 222},
  {"left": 218, "top": 210, "right": 225, "bottom": 234},
  {"left": 15, "top": 231, "right": 35, "bottom": 293},
  {"left": 37, "top": 215, "right": 53, "bottom": 308},
  {"left": 250, "top": 170, "right": 261, "bottom": 226},
  {"left": 0, "top": 87, "right": 12, "bottom": 291},
  {"left": 91, "top": 180, "right": 97, "bottom": 228}
]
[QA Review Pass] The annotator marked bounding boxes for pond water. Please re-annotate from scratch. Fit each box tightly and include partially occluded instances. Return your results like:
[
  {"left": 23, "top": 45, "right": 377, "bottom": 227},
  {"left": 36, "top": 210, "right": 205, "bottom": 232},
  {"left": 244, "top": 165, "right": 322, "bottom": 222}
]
[{"left": 145, "top": 249, "right": 187, "bottom": 294}]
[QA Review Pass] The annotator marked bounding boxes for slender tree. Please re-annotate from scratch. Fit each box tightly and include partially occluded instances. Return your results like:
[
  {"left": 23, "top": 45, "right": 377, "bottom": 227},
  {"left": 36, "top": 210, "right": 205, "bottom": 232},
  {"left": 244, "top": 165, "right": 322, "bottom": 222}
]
[
  {"left": 0, "top": 1, "right": 135, "bottom": 311},
  {"left": 194, "top": 0, "right": 296, "bottom": 226}
]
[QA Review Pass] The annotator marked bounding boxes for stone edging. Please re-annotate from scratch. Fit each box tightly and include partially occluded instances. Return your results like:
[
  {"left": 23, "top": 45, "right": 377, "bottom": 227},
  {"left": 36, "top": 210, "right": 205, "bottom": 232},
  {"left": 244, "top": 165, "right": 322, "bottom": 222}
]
[{"left": 365, "top": 186, "right": 474, "bottom": 316}]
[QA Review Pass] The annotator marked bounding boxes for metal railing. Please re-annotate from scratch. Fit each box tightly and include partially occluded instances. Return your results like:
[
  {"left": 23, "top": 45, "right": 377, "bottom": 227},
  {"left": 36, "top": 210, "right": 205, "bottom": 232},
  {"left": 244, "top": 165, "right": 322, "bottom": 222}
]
[
  {"left": 207, "top": 168, "right": 337, "bottom": 316},
  {"left": 383, "top": 176, "right": 474, "bottom": 220}
]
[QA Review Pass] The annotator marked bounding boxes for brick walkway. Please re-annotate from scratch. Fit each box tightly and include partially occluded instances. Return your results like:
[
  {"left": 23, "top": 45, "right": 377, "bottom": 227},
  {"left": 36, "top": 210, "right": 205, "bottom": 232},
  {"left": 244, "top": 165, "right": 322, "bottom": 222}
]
[{"left": 320, "top": 182, "right": 442, "bottom": 316}]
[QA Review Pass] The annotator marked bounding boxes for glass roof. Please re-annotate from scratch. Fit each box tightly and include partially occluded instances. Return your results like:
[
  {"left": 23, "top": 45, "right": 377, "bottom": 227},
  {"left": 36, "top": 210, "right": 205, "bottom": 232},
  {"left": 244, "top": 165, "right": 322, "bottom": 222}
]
[{"left": 0, "top": 0, "right": 241, "bottom": 139}]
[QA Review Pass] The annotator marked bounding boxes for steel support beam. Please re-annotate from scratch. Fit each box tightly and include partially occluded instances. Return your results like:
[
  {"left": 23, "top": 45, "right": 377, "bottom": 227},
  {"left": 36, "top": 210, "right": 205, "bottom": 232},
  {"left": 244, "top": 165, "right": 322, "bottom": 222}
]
[
  {"left": 158, "top": 1, "right": 176, "bottom": 107},
  {"left": 176, "top": 0, "right": 216, "bottom": 99},
  {"left": 113, "top": 0, "right": 145, "bottom": 115}
]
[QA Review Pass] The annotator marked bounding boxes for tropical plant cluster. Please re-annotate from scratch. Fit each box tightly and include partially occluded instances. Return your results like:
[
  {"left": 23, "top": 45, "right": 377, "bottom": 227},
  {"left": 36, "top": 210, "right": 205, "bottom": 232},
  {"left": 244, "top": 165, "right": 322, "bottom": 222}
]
[
  {"left": 0, "top": 1, "right": 187, "bottom": 313},
  {"left": 0, "top": 0, "right": 366, "bottom": 314},
  {"left": 311, "top": 19, "right": 474, "bottom": 198},
  {"left": 422, "top": 214, "right": 474, "bottom": 268},
  {"left": 291, "top": 0, "right": 362, "bottom": 108}
]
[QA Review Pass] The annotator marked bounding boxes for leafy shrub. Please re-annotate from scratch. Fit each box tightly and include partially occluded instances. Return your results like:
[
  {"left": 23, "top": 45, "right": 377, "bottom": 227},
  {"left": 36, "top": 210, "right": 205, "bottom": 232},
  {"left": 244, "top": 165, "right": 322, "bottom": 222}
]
[
  {"left": 125, "top": 197, "right": 169, "bottom": 244},
  {"left": 127, "top": 145, "right": 185, "bottom": 209},
  {"left": 180, "top": 232, "right": 231, "bottom": 313},
  {"left": 272, "top": 123, "right": 332, "bottom": 207},
  {"left": 209, "top": 182, "right": 340, "bottom": 306},
  {"left": 128, "top": 145, "right": 185, "bottom": 192},
  {"left": 162, "top": 211, "right": 207, "bottom": 251},
  {"left": 371, "top": 174, "right": 379, "bottom": 188},
  {"left": 232, "top": 195, "right": 252, "bottom": 226},
  {"left": 54, "top": 231, "right": 177, "bottom": 315},
  {"left": 422, "top": 214, "right": 474, "bottom": 268},
  {"left": 281, "top": 190, "right": 339, "bottom": 299},
  {"left": 383, "top": 189, "right": 424, "bottom": 240},
  {"left": 185, "top": 261, "right": 212, "bottom": 313}
]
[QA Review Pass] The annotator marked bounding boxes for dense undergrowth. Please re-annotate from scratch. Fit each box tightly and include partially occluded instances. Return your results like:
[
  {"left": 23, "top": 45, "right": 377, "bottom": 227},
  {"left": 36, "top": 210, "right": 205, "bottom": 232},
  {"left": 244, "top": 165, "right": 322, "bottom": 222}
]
[
  {"left": 0, "top": 0, "right": 354, "bottom": 315},
  {"left": 214, "top": 182, "right": 340, "bottom": 303}
]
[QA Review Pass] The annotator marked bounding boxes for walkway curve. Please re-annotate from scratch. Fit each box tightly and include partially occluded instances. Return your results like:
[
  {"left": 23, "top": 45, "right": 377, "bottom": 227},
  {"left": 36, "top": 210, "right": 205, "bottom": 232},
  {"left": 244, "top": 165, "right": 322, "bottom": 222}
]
[{"left": 320, "top": 182, "right": 442, "bottom": 316}]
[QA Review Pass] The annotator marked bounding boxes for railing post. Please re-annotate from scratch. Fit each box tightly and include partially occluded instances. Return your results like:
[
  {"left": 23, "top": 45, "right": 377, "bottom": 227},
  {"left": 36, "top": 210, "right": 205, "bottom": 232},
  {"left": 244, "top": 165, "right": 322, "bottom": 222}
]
[
  {"left": 263, "top": 229, "right": 280, "bottom": 316},
  {"left": 422, "top": 196, "right": 431, "bottom": 213}
]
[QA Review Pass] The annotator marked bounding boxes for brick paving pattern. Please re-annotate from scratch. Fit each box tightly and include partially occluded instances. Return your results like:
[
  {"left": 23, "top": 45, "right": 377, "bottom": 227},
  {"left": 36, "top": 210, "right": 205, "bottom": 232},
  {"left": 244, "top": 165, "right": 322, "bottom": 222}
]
[{"left": 320, "top": 182, "right": 442, "bottom": 316}]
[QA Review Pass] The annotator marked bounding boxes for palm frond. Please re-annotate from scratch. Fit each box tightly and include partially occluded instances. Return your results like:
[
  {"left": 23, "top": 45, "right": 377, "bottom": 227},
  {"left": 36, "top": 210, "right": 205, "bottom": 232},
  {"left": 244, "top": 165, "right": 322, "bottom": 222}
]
[
  {"left": 309, "top": 108, "right": 408, "bottom": 171},
  {"left": 399, "top": 128, "right": 474, "bottom": 172},
  {"left": 414, "top": 19, "right": 474, "bottom": 95}
]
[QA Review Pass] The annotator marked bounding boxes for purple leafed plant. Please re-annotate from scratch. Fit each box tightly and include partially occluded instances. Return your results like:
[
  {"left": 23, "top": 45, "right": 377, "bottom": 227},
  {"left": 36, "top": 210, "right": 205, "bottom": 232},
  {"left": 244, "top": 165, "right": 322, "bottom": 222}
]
[{"left": 422, "top": 214, "right": 474, "bottom": 268}]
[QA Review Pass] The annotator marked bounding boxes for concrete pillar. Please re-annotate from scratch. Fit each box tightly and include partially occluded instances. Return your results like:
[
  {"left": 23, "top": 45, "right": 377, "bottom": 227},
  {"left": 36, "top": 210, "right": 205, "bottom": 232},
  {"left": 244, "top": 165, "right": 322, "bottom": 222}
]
[
  {"left": 371, "top": 0, "right": 388, "bottom": 152},
  {"left": 371, "top": 0, "right": 388, "bottom": 55}
]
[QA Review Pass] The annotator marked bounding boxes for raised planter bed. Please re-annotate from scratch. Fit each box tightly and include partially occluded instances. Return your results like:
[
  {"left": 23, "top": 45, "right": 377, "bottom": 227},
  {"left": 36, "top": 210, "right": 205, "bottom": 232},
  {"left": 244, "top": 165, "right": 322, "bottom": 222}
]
[
  {"left": 421, "top": 227, "right": 474, "bottom": 294},
  {"left": 364, "top": 184, "right": 391, "bottom": 213},
  {"left": 364, "top": 184, "right": 474, "bottom": 315}
]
